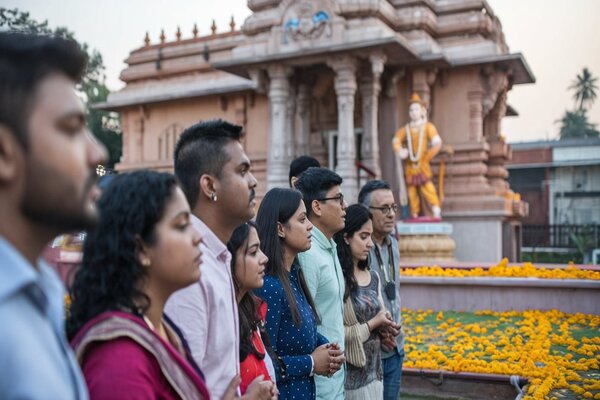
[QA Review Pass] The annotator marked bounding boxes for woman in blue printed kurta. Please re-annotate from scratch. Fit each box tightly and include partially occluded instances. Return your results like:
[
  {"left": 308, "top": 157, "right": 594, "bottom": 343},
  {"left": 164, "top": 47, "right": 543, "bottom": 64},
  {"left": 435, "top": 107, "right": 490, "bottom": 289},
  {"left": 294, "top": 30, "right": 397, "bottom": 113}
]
[{"left": 255, "top": 188, "right": 345, "bottom": 400}]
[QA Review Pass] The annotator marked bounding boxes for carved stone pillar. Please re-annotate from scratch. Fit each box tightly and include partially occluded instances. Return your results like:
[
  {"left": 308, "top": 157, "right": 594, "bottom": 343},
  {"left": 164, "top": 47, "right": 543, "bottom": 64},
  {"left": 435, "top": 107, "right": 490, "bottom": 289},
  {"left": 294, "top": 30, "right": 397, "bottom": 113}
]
[
  {"left": 286, "top": 84, "right": 297, "bottom": 163},
  {"left": 296, "top": 83, "right": 311, "bottom": 156},
  {"left": 412, "top": 68, "right": 437, "bottom": 108},
  {"left": 485, "top": 89, "right": 511, "bottom": 194},
  {"left": 328, "top": 56, "right": 358, "bottom": 202},
  {"left": 267, "top": 64, "right": 293, "bottom": 189},
  {"left": 134, "top": 106, "right": 146, "bottom": 162},
  {"left": 379, "top": 70, "right": 404, "bottom": 199},
  {"left": 359, "top": 53, "right": 386, "bottom": 182},
  {"left": 467, "top": 90, "right": 484, "bottom": 142}
]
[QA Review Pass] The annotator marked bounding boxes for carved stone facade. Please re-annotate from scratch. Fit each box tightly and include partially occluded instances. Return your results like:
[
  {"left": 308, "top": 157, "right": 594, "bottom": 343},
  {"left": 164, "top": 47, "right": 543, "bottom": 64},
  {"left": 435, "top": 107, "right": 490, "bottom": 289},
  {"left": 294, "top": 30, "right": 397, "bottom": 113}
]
[{"left": 99, "top": 0, "right": 535, "bottom": 262}]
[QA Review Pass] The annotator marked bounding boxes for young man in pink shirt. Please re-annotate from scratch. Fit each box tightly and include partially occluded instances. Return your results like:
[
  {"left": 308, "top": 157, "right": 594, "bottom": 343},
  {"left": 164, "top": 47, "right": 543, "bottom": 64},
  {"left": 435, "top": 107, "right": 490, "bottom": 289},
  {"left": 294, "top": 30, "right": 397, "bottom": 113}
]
[{"left": 165, "top": 120, "right": 274, "bottom": 400}]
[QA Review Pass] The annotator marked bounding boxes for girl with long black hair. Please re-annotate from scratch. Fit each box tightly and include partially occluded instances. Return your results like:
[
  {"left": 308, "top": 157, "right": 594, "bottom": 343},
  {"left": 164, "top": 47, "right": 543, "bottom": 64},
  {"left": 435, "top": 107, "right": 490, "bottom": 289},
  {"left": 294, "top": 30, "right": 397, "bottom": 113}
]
[
  {"left": 254, "top": 188, "right": 344, "bottom": 400},
  {"left": 333, "top": 204, "right": 392, "bottom": 400},
  {"left": 228, "top": 221, "right": 278, "bottom": 397}
]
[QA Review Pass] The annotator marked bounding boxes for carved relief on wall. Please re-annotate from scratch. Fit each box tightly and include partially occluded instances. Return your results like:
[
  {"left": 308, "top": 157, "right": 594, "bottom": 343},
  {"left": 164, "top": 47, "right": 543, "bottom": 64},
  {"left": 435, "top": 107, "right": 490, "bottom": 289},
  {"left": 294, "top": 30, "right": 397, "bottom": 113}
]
[
  {"left": 158, "top": 123, "right": 183, "bottom": 161},
  {"left": 282, "top": 1, "right": 334, "bottom": 44}
]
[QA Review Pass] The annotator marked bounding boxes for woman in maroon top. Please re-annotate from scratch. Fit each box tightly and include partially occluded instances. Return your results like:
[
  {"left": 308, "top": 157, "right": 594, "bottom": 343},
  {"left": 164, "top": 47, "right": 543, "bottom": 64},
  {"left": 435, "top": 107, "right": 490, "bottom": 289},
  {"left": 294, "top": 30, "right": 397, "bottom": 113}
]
[
  {"left": 67, "top": 171, "right": 214, "bottom": 400},
  {"left": 228, "top": 222, "right": 278, "bottom": 397}
]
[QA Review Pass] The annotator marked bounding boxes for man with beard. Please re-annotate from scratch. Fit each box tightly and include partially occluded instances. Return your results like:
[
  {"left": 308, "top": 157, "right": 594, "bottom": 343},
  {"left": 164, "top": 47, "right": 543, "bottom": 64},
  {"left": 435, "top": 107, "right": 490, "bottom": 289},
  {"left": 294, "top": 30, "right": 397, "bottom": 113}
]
[
  {"left": 295, "top": 167, "right": 348, "bottom": 400},
  {"left": 0, "top": 32, "right": 107, "bottom": 398},
  {"left": 358, "top": 180, "right": 404, "bottom": 400},
  {"left": 165, "top": 119, "right": 274, "bottom": 400}
]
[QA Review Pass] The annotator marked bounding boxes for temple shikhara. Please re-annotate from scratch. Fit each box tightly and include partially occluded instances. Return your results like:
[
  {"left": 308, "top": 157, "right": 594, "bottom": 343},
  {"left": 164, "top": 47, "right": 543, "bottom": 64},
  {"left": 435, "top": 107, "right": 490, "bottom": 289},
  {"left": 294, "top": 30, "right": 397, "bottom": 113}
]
[{"left": 99, "top": 0, "right": 535, "bottom": 262}]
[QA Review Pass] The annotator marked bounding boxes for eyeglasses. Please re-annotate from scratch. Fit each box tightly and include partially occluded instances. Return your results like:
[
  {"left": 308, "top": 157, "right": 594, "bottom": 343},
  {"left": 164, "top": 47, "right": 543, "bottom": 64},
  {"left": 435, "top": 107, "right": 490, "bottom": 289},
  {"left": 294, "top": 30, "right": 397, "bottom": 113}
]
[
  {"left": 317, "top": 193, "right": 344, "bottom": 206},
  {"left": 369, "top": 204, "right": 398, "bottom": 216}
]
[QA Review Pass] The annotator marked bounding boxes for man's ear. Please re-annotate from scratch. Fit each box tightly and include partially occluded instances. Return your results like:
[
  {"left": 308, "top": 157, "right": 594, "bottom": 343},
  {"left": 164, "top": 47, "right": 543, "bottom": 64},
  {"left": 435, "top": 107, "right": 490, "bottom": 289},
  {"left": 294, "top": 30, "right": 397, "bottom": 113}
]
[
  {"left": 199, "top": 174, "right": 217, "bottom": 201},
  {"left": 311, "top": 199, "right": 323, "bottom": 218},
  {"left": 277, "top": 222, "right": 285, "bottom": 239},
  {"left": 0, "top": 125, "right": 23, "bottom": 183}
]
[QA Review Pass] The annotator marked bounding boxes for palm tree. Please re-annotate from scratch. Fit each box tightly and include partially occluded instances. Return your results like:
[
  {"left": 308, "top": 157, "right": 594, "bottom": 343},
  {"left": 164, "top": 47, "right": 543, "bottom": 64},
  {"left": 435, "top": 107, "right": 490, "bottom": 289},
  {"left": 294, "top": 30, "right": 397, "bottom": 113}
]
[
  {"left": 569, "top": 67, "right": 598, "bottom": 111},
  {"left": 557, "top": 109, "right": 599, "bottom": 139}
]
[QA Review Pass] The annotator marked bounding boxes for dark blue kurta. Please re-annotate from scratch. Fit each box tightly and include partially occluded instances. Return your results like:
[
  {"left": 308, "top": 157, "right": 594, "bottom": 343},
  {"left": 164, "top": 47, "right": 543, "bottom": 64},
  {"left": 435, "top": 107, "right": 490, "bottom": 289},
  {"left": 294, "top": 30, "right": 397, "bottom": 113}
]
[{"left": 255, "top": 264, "right": 328, "bottom": 400}]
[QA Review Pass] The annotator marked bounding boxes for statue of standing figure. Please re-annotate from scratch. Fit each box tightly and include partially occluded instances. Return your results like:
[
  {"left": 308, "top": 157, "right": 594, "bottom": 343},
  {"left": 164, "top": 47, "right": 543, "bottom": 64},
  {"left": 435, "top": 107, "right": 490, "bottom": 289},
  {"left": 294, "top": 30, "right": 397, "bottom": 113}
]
[{"left": 393, "top": 93, "right": 443, "bottom": 219}]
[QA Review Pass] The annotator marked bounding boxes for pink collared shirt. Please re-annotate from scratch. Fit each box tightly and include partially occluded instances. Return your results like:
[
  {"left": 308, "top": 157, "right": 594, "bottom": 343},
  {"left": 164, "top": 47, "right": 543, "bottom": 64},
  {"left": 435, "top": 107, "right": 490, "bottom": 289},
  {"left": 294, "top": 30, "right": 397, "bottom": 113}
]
[{"left": 165, "top": 215, "right": 240, "bottom": 399}]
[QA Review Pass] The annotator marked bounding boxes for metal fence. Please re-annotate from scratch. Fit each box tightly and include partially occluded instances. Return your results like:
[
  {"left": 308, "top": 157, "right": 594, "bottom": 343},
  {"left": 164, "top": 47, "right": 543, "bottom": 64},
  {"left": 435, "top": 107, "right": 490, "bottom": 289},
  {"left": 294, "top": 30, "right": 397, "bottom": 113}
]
[{"left": 522, "top": 224, "right": 600, "bottom": 249}]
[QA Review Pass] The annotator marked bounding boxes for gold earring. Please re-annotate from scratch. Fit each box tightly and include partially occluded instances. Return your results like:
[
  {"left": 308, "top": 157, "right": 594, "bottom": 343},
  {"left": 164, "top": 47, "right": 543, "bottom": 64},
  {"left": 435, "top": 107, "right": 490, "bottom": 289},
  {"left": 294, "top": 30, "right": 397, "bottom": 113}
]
[{"left": 142, "top": 259, "right": 150, "bottom": 267}]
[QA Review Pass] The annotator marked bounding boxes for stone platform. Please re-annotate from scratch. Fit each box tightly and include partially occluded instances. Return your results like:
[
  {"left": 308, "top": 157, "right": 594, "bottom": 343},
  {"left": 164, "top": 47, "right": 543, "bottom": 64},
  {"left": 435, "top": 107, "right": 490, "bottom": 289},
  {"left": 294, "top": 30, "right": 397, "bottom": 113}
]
[
  {"left": 396, "top": 221, "right": 456, "bottom": 263},
  {"left": 399, "top": 276, "right": 600, "bottom": 314}
]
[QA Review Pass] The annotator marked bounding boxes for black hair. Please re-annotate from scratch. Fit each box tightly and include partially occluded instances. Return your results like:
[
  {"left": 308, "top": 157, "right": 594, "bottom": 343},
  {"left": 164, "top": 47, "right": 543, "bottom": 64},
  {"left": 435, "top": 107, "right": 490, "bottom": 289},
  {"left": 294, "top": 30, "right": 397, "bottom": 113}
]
[
  {"left": 66, "top": 170, "right": 179, "bottom": 340},
  {"left": 0, "top": 31, "right": 87, "bottom": 148},
  {"left": 358, "top": 180, "right": 392, "bottom": 207},
  {"left": 174, "top": 119, "right": 244, "bottom": 208},
  {"left": 255, "top": 188, "right": 319, "bottom": 326},
  {"left": 228, "top": 222, "right": 264, "bottom": 362},
  {"left": 294, "top": 167, "right": 343, "bottom": 219},
  {"left": 289, "top": 155, "right": 321, "bottom": 187},
  {"left": 333, "top": 204, "right": 372, "bottom": 301}
]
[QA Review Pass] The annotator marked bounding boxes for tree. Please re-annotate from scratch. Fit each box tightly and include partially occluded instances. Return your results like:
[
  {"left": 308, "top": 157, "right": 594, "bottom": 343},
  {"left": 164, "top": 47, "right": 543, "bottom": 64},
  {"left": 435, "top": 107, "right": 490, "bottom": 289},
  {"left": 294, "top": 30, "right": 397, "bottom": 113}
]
[
  {"left": 0, "top": 8, "right": 122, "bottom": 168},
  {"left": 569, "top": 67, "right": 598, "bottom": 111},
  {"left": 558, "top": 68, "right": 599, "bottom": 140},
  {"left": 557, "top": 109, "right": 599, "bottom": 139}
]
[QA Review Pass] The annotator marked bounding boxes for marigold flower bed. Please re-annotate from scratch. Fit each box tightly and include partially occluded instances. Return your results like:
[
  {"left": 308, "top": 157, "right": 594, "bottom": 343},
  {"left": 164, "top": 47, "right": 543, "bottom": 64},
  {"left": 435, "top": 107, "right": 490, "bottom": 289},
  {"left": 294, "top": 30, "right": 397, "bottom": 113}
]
[
  {"left": 401, "top": 259, "right": 600, "bottom": 280},
  {"left": 402, "top": 308, "right": 600, "bottom": 399}
]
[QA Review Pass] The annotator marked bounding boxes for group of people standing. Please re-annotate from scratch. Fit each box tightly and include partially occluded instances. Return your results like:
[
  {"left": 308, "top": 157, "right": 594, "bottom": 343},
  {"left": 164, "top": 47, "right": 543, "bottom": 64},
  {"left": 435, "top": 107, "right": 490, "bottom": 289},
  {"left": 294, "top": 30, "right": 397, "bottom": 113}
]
[{"left": 0, "top": 31, "right": 404, "bottom": 400}]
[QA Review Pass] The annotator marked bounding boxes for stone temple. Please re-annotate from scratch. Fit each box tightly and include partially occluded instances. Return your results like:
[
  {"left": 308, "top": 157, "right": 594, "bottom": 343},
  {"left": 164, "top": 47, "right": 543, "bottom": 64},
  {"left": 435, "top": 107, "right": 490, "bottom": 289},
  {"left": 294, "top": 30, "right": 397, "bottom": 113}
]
[{"left": 98, "top": 0, "right": 534, "bottom": 262}]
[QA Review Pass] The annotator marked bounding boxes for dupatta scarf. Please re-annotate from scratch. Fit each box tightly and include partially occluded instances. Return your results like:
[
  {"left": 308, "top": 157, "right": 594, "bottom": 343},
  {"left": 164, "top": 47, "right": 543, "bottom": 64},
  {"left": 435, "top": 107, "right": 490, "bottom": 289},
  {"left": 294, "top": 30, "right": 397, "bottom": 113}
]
[{"left": 71, "top": 311, "right": 210, "bottom": 400}]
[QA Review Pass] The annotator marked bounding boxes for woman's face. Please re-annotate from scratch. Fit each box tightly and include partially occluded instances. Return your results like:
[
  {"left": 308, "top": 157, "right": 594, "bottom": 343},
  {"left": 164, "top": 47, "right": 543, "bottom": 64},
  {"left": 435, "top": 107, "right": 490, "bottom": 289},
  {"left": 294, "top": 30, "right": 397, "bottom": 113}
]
[
  {"left": 234, "top": 227, "right": 268, "bottom": 292},
  {"left": 347, "top": 219, "right": 374, "bottom": 262},
  {"left": 282, "top": 200, "right": 313, "bottom": 254},
  {"left": 143, "top": 187, "right": 203, "bottom": 292}
]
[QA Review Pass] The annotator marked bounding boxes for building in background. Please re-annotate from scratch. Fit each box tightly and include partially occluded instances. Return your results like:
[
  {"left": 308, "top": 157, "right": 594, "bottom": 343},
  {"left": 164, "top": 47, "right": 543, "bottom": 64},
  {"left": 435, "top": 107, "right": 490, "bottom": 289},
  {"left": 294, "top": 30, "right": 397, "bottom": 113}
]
[
  {"left": 508, "top": 138, "right": 600, "bottom": 262},
  {"left": 97, "top": 0, "right": 535, "bottom": 262}
]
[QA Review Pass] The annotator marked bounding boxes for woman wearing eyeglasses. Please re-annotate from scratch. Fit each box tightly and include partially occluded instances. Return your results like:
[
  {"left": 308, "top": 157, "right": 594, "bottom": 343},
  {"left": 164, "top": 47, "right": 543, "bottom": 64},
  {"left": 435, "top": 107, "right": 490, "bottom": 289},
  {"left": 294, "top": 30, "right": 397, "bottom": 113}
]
[{"left": 333, "top": 204, "right": 392, "bottom": 400}]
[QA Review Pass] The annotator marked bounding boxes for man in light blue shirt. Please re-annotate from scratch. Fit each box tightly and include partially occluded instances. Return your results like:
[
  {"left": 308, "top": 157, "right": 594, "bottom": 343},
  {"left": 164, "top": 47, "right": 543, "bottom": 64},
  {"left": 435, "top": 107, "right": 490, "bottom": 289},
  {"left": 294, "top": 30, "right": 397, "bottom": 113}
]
[
  {"left": 0, "top": 32, "right": 107, "bottom": 399},
  {"left": 296, "top": 167, "right": 347, "bottom": 400}
]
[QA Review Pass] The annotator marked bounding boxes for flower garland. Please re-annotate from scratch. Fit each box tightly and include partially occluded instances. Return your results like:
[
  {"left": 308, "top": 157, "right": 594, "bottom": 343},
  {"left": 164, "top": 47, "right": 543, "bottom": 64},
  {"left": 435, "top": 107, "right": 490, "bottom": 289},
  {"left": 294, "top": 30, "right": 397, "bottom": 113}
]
[{"left": 405, "top": 122, "right": 426, "bottom": 163}]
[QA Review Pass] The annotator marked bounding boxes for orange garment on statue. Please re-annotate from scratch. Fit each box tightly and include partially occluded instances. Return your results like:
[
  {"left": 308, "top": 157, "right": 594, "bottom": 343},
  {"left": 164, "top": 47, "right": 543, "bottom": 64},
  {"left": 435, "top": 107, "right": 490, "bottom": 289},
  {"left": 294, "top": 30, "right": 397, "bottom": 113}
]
[
  {"left": 393, "top": 122, "right": 441, "bottom": 215},
  {"left": 393, "top": 121, "right": 439, "bottom": 180}
]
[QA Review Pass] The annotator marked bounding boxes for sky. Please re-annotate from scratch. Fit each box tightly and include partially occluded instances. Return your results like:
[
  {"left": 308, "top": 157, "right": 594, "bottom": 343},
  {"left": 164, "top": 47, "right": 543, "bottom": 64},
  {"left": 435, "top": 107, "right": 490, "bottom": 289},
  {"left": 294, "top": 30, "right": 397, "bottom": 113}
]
[{"left": 3, "top": 0, "right": 599, "bottom": 143}]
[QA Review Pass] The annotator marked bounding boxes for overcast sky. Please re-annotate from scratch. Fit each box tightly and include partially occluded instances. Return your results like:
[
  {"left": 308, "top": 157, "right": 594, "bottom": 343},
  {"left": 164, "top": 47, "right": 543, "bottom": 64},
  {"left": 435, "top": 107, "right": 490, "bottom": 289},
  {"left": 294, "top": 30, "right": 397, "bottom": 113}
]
[{"left": 4, "top": 0, "right": 599, "bottom": 143}]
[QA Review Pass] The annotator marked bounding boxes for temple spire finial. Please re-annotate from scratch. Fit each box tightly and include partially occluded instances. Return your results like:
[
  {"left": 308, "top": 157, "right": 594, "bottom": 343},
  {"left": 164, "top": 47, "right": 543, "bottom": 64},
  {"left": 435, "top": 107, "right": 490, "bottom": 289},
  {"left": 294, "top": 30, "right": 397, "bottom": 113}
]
[
  {"left": 229, "top": 15, "right": 236, "bottom": 32},
  {"left": 144, "top": 31, "right": 150, "bottom": 47},
  {"left": 176, "top": 26, "right": 182, "bottom": 41},
  {"left": 159, "top": 29, "right": 166, "bottom": 44},
  {"left": 211, "top": 19, "right": 217, "bottom": 35},
  {"left": 192, "top": 23, "right": 199, "bottom": 38}
]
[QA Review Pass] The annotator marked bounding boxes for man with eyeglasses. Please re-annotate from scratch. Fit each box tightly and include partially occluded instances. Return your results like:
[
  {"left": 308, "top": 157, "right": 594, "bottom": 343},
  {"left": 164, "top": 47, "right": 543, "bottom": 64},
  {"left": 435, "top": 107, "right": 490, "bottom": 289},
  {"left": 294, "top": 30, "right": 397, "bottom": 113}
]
[
  {"left": 295, "top": 167, "right": 347, "bottom": 400},
  {"left": 358, "top": 180, "right": 405, "bottom": 400}
]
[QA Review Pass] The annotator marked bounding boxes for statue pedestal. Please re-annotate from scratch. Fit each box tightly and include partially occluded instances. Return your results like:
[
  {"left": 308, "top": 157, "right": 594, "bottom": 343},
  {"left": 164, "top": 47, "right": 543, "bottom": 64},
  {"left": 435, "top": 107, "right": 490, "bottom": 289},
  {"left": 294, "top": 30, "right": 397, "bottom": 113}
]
[{"left": 396, "top": 222, "right": 456, "bottom": 264}]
